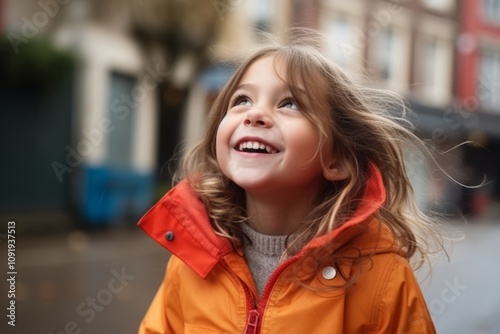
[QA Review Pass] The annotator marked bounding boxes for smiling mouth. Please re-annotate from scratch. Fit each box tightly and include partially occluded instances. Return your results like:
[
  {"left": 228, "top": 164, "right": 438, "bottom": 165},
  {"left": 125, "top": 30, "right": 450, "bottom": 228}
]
[{"left": 235, "top": 140, "right": 279, "bottom": 154}]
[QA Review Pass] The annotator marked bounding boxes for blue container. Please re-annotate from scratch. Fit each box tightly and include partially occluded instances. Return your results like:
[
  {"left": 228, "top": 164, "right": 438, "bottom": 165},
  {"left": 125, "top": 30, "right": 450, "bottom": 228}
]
[{"left": 79, "top": 165, "right": 154, "bottom": 226}]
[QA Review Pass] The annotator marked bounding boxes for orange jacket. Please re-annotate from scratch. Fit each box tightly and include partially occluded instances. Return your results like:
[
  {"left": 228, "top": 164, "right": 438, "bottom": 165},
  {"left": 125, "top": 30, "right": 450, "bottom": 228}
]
[{"left": 138, "top": 167, "right": 436, "bottom": 333}]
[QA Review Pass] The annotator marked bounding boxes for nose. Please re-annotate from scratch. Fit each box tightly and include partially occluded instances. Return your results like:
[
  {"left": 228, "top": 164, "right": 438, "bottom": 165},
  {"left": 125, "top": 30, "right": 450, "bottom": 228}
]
[{"left": 243, "top": 108, "right": 273, "bottom": 128}]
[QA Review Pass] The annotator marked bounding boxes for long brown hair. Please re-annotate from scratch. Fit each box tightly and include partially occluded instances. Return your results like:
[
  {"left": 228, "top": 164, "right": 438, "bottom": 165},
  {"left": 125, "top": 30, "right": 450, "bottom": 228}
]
[{"left": 176, "top": 28, "right": 444, "bottom": 278}]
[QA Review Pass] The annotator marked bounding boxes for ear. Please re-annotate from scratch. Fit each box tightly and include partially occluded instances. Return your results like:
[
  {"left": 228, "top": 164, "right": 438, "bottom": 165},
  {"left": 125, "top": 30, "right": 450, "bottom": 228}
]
[{"left": 323, "top": 159, "right": 349, "bottom": 181}]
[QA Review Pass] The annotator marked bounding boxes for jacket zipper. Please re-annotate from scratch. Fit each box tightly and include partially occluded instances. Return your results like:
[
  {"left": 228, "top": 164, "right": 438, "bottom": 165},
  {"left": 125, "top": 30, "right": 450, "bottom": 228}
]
[
  {"left": 244, "top": 309, "right": 259, "bottom": 334},
  {"left": 256, "top": 256, "right": 300, "bottom": 312},
  {"left": 222, "top": 255, "right": 301, "bottom": 333},
  {"left": 246, "top": 255, "right": 301, "bottom": 333},
  {"left": 220, "top": 259, "right": 259, "bottom": 333}
]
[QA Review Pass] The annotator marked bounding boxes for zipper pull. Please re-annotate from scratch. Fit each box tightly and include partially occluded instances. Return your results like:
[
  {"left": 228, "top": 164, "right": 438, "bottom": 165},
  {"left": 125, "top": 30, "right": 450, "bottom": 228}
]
[{"left": 244, "top": 309, "right": 259, "bottom": 334}]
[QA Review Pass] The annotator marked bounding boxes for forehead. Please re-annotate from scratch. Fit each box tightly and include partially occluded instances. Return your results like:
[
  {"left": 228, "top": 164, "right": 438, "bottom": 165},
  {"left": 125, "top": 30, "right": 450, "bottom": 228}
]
[
  {"left": 238, "top": 55, "right": 285, "bottom": 84},
  {"left": 238, "top": 52, "right": 327, "bottom": 101},
  {"left": 236, "top": 55, "right": 309, "bottom": 97}
]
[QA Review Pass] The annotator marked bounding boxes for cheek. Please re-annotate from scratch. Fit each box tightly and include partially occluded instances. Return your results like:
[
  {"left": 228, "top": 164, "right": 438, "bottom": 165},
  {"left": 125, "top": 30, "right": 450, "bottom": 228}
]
[
  {"left": 215, "top": 128, "right": 223, "bottom": 160},
  {"left": 215, "top": 118, "right": 231, "bottom": 167},
  {"left": 216, "top": 118, "right": 228, "bottom": 148},
  {"left": 287, "top": 122, "right": 321, "bottom": 155}
]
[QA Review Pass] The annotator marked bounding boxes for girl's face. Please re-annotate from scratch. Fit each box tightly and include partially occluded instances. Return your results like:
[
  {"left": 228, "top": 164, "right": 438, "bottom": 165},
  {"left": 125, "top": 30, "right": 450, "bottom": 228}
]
[{"left": 216, "top": 56, "right": 341, "bottom": 198}]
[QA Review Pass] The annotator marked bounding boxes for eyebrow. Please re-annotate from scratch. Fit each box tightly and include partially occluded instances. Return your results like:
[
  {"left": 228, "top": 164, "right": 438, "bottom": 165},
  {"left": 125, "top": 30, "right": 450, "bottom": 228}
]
[
  {"left": 233, "top": 83, "right": 257, "bottom": 92},
  {"left": 233, "top": 83, "right": 307, "bottom": 95}
]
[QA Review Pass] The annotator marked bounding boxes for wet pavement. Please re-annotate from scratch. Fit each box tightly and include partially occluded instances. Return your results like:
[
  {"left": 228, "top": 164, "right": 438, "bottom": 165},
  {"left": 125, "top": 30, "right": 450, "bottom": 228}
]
[
  {"left": 418, "top": 221, "right": 500, "bottom": 334},
  {"left": 1, "top": 226, "right": 170, "bottom": 334},
  {"left": 1, "top": 221, "right": 499, "bottom": 334}
]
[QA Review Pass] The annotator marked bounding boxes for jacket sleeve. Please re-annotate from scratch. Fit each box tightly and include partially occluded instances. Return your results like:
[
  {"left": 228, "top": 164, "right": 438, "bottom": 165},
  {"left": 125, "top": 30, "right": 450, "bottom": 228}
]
[
  {"left": 138, "top": 256, "right": 184, "bottom": 334},
  {"left": 374, "top": 257, "right": 436, "bottom": 334}
]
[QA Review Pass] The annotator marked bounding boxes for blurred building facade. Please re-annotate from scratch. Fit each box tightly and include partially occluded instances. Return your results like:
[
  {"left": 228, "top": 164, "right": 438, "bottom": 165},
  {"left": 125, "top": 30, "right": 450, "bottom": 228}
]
[
  {"left": 2, "top": 1, "right": 159, "bottom": 229},
  {"left": 454, "top": 0, "right": 500, "bottom": 217},
  {"left": 1, "top": 0, "right": 499, "bottom": 231},
  {"left": 1, "top": 0, "right": 229, "bottom": 229},
  {"left": 291, "top": 0, "right": 500, "bottom": 217}
]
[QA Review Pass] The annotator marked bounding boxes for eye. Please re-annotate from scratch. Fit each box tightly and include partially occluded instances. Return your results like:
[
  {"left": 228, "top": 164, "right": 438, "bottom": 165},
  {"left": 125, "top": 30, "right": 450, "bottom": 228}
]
[
  {"left": 280, "top": 98, "right": 298, "bottom": 110},
  {"left": 231, "top": 94, "right": 252, "bottom": 107}
]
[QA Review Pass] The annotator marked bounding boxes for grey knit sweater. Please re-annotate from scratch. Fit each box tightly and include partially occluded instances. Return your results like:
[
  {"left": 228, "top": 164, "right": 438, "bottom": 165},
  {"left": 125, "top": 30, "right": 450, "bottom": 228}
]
[{"left": 241, "top": 223, "right": 298, "bottom": 296}]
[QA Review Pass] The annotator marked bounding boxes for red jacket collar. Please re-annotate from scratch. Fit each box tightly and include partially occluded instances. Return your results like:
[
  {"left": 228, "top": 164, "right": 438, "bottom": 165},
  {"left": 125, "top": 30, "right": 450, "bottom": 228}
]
[{"left": 138, "top": 164, "right": 386, "bottom": 279}]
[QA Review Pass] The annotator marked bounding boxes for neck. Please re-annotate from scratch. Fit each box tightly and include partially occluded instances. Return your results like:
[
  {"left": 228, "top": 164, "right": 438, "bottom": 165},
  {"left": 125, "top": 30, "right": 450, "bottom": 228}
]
[{"left": 245, "top": 189, "right": 316, "bottom": 235}]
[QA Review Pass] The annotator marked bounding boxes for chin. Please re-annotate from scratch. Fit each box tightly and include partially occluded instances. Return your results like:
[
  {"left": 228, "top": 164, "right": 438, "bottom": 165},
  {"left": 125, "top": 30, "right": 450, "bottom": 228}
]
[{"left": 231, "top": 178, "right": 273, "bottom": 193}]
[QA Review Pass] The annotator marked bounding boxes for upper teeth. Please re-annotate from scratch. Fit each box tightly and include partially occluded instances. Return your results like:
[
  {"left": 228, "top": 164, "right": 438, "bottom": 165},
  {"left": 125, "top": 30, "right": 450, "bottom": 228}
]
[{"left": 238, "top": 141, "right": 278, "bottom": 154}]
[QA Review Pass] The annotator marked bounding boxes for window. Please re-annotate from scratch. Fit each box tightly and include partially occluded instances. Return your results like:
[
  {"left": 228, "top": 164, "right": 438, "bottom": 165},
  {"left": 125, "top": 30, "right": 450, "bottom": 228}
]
[
  {"left": 246, "top": 0, "right": 275, "bottom": 31},
  {"left": 373, "top": 27, "right": 411, "bottom": 93},
  {"left": 483, "top": 0, "right": 500, "bottom": 23},
  {"left": 326, "top": 16, "right": 355, "bottom": 67},
  {"left": 377, "top": 28, "right": 395, "bottom": 80},
  {"left": 423, "top": 37, "right": 438, "bottom": 92},
  {"left": 421, "top": 0, "right": 455, "bottom": 12},
  {"left": 107, "top": 72, "right": 137, "bottom": 168},
  {"left": 417, "top": 35, "right": 453, "bottom": 106},
  {"left": 478, "top": 49, "right": 500, "bottom": 111}
]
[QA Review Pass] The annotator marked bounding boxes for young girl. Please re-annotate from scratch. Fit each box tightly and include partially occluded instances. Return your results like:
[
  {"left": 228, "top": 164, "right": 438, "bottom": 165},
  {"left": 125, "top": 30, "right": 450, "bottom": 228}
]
[{"left": 138, "top": 29, "right": 440, "bottom": 333}]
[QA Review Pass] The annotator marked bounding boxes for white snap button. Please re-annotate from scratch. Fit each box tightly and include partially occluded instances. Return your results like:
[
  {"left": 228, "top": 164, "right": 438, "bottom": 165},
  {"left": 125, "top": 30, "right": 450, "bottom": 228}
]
[{"left": 322, "top": 266, "right": 337, "bottom": 280}]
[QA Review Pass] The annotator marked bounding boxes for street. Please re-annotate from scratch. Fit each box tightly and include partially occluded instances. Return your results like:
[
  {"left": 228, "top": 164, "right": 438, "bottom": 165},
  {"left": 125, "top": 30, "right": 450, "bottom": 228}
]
[
  {"left": 1, "top": 221, "right": 499, "bottom": 334},
  {"left": 418, "top": 221, "right": 500, "bottom": 333},
  {"left": 1, "top": 226, "right": 170, "bottom": 334}
]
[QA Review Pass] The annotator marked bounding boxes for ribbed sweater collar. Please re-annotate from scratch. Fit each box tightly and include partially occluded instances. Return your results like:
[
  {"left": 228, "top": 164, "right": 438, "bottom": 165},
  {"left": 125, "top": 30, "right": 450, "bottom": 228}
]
[{"left": 240, "top": 223, "right": 289, "bottom": 256}]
